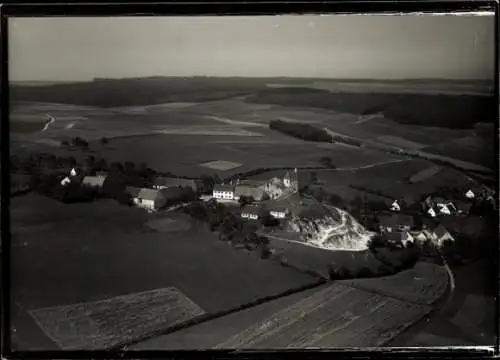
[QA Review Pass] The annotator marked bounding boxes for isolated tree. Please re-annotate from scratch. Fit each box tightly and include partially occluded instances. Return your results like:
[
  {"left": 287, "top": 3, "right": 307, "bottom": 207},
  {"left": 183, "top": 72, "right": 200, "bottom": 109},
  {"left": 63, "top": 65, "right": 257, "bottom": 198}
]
[{"left": 100, "top": 137, "right": 109, "bottom": 146}]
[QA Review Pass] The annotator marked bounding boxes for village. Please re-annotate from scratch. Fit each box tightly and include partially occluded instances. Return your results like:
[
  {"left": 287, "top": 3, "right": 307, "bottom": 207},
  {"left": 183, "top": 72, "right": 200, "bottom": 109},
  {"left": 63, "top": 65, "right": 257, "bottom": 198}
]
[{"left": 9, "top": 150, "right": 496, "bottom": 265}]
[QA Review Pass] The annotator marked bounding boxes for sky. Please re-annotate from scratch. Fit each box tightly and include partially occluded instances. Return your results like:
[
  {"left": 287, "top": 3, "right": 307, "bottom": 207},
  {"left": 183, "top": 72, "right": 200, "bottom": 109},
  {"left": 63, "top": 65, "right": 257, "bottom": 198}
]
[{"left": 8, "top": 14, "right": 495, "bottom": 82}]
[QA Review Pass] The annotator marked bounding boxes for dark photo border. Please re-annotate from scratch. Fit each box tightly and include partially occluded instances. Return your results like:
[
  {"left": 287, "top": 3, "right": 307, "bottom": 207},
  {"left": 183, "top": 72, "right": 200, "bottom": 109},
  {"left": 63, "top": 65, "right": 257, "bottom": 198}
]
[{"left": 1, "top": 1, "right": 498, "bottom": 359}]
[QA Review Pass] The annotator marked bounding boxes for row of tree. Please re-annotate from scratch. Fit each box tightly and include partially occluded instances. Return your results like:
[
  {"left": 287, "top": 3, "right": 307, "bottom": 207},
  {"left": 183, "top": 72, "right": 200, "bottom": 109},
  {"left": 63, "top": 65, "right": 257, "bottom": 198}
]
[{"left": 269, "top": 120, "right": 332, "bottom": 143}]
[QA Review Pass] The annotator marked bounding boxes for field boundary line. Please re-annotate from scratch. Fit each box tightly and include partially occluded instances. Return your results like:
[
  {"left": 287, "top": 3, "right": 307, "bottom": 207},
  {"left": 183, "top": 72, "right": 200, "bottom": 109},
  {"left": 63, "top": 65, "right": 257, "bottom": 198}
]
[{"left": 112, "top": 277, "right": 328, "bottom": 351}]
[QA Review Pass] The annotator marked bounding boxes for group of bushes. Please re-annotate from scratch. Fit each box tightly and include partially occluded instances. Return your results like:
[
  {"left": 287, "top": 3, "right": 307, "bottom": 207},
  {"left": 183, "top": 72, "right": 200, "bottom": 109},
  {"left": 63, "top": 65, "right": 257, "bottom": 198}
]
[
  {"left": 269, "top": 119, "right": 332, "bottom": 143},
  {"left": 180, "top": 199, "right": 272, "bottom": 259}
]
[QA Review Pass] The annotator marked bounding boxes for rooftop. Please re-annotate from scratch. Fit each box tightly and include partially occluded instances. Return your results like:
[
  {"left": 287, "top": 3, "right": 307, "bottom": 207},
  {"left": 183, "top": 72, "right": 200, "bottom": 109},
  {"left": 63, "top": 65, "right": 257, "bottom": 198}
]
[
  {"left": 213, "top": 184, "right": 235, "bottom": 192},
  {"left": 379, "top": 214, "right": 414, "bottom": 227},
  {"left": 154, "top": 176, "right": 198, "bottom": 189},
  {"left": 126, "top": 186, "right": 181, "bottom": 201},
  {"left": 241, "top": 205, "right": 262, "bottom": 215}
]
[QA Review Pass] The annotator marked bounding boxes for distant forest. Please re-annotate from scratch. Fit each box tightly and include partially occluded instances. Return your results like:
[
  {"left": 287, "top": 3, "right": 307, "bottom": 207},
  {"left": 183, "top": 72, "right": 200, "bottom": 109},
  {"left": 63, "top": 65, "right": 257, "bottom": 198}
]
[{"left": 10, "top": 77, "right": 496, "bottom": 129}]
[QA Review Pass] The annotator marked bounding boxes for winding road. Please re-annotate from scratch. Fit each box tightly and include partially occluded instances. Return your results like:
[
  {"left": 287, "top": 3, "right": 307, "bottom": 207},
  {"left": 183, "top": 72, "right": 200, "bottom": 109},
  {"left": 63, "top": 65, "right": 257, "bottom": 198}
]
[{"left": 41, "top": 114, "right": 55, "bottom": 132}]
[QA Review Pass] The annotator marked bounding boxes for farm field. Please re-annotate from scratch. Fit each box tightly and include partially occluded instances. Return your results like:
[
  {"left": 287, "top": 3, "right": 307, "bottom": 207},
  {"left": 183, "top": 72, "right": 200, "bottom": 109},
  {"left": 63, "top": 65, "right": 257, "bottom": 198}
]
[
  {"left": 28, "top": 287, "right": 206, "bottom": 350},
  {"left": 309, "top": 158, "right": 467, "bottom": 204},
  {"left": 10, "top": 193, "right": 319, "bottom": 350},
  {"left": 16, "top": 127, "right": 399, "bottom": 179},
  {"left": 134, "top": 279, "right": 442, "bottom": 349},
  {"left": 213, "top": 284, "right": 429, "bottom": 349},
  {"left": 340, "top": 262, "right": 448, "bottom": 306},
  {"left": 11, "top": 77, "right": 495, "bottom": 174}
]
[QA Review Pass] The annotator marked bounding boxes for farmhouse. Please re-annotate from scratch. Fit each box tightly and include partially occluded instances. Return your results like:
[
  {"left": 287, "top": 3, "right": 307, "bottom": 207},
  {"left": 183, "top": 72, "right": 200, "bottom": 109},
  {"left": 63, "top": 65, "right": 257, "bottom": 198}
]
[
  {"left": 390, "top": 200, "right": 401, "bottom": 212},
  {"left": 213, "top": 185, "right": 235, "bottom": 200},
  {"left": 428, "top": 225, "right": 455, "bottom": 248},
  {"left": 411, "top": 225, "right": 455, "bottom": 248},
  {"left": 264, "top": 200, "right": 291, "bottom": 219},
  {"left": 153, "top": 176, "right": 198, "bottom": 192},
  {"left": 241, "top": 205, "right": 261, "bottom": 220},
  {"left": 378, "top": 214, "right": 414, "bottom": 233},
  {"left": 410, "top": 230, "right": 428, "bottom": 243},
  {"left": 126, "top": 186, "right": 178, "bottom": 211},
  {"left": 81, "top": 172, "right": 108, "bottom": 188},
  {"left": 465, "top": 186, "right": 492, "bottom": 200}
]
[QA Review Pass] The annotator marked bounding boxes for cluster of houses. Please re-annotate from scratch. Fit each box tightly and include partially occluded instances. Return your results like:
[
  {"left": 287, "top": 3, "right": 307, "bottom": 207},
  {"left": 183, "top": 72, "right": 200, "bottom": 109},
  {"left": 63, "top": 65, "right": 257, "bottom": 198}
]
[
  {"left": 59, "top": 167, "right": 199, "bottom": 212},
  {"left": 212, "top": 168, "right": 301, "bottom": 220},
  {"left": 378, "top": 213, "right": 456, "bottom": 248},
  {"left": 389, "top": 185, "right": 493, "bottom": 219},
  {"left": 379, "top": 184, "right": 494, "bottom": 249}
]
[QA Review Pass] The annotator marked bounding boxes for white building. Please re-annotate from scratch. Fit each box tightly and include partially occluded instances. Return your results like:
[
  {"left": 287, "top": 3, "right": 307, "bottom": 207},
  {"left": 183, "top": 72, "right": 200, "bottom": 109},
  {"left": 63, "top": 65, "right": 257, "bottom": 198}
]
[
  {"left": 268, "top": 204, "right": 290, "bottom": 219},
  {"left": 153, "top": 176, "right": 198, "bottom": 192},
  {"left": 60, "top": 176, "right": 71, "bottom": 186},
  {"left": 432, "top": 225, "right": 455, "bottom": 247},
  {"left": 390, "top": 200, "right": 401, "bottom": 212},
  {"left": 465, "top": 189, "right": 475, "bottom": 199},
  {"left": 241, "top": 205, "right": 260, "bottom": 220},
  {"left": 126, "top": 187, "right": 173, "bottom": 212},
  {"left": 70, "top": 168, "right": 77, "bottom": 177},
  {"left": 213, "top": 185, "right": 235, "bottom": 200}
]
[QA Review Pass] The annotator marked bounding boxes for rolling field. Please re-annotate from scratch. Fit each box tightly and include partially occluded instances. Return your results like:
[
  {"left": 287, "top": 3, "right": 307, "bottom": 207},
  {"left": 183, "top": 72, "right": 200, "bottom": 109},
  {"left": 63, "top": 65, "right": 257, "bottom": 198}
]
[
  {"left": 29, "top": 287, "right": 206, "bottom": 350},
  {"left": 340, "top": 262, "right": 448, "bottom": 306},
  {"left": 310, "top": 158, "right": 452, "bottom": 203},
  {"left": 135, "top": 276, "right": 444, "bottom": 349},
  {"left": 11, "top": 194, "right": 318, "bottom": 350},
  {"left": 213, "top": 284, "right": 430, "bottom": 349}
]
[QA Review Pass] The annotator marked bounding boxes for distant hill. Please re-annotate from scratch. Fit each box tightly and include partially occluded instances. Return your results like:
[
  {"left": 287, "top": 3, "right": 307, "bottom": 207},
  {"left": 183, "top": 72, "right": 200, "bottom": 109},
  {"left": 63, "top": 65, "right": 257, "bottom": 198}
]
[{"left": 9, "top": 77, "right": 495, "bottom": 129}]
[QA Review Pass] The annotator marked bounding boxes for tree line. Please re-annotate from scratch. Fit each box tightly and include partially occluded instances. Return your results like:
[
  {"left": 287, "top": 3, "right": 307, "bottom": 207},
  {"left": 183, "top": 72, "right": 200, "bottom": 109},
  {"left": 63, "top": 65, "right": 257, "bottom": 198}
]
[
  {"left": 180, "top": 199, "right": 273, "bottom": 259},
  {"left": 269, "top": 120, "right": 332, "bottom": 143}
]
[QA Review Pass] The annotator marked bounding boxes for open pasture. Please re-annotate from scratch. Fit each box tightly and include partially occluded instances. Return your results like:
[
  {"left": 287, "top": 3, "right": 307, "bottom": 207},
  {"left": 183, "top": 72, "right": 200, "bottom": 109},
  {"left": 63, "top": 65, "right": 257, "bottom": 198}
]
[
  {"left": 134, "top": 271, "right": 447, "bottom": 350},
  {"left": 11, "top": 194, "right": 318, "bottom": 349},
  {"left": 48, "top": 132, "right": 393, "bottom": 178},
  {"left": 132, "top": 285, "right": 324, "bottom": 350},
  {"left": 213, "top": 283, "right": 431, "bottom": 349},
  {"left": 29, "top": 287, "right": 206, "bottom": 350},
  {"left": 341, "top": 262, "right": 448, "bottom": 306}
]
